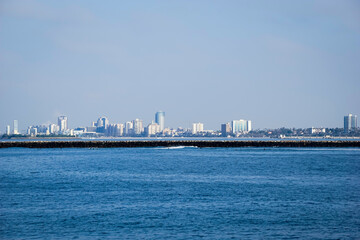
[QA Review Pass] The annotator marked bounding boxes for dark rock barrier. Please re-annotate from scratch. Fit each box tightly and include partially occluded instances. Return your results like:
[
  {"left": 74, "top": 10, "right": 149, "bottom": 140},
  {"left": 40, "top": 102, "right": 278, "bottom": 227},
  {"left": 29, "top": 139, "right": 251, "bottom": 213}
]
[{"left": 0, "top": 140, "right": 359, "bottom": 148}]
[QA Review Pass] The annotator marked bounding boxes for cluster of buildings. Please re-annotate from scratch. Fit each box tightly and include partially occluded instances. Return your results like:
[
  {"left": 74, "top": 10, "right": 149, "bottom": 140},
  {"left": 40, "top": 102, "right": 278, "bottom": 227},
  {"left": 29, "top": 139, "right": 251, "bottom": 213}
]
[
  {"left": 221, "top": 119, "right": 252, "bottom": 137},
  {"left": 25, "top": 116, "right": 70, "bottom": 136},
  {"left": 76, "top": 115, "right": 251, "bottom": 137},
  {"left": 4, "top": 111, "right": 169, "bottom": 137},
  {"left": 2, "top": 113, "right": 359, "bottom": 138},
  {"left": 78, "top": 112, "right": 166, "bottom": 137},
  {"left": 3, "top": 111, "right": 253, "bottom": 138},
  {"left": 4, "top": 115, "right": 72, "bottom": 136}
]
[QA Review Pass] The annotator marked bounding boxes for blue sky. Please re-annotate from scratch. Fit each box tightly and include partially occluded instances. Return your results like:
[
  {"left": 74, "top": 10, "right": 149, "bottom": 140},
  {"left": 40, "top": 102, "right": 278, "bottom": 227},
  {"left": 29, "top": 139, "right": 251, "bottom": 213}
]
[{"left": 1, "top": 0, "right": 359, "bottom": 131}]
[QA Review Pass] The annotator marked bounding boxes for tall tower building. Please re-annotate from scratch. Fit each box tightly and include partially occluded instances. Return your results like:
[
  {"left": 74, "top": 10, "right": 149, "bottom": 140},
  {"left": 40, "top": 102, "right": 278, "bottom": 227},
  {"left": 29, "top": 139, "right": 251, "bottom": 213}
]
[
  {"left": 146, "top": 122, "right": 161, "bottom": 136},
  {"left": 221, "top": 123, "right": 231, "bottom": 136},
  {"left": 6, "top": 125, "right": 11, "bottom": 135},
  {"left": 58, "top": 116, "right": 68, "bottom": 132},
  {"left": 13, "top": 120, "right": 19, "bottom": 134},
  {"left": 49, "top": 124, "right": 58, "bottom": 134},
  {"left": 231, "top": 120, "right": 246, "bottom": 133},
  {"left": 247, "top": 120, "right": 252, "bottom": 132},
  {"left": 106, "top": 123, "right": 124, "bottom": 137},
  {"left": 97, "top": 116, "right": 109, "bottom": 129},
  {"left": 231, "top": 119, "right": 252, "bottom": 133},
  {"left": 155, "top": 111, "right": 165, "bottom": 131},
  {"left": 192, "top": 122, "right": 204, "bottom": 134},
  {"left": 132, "top": 119, "right": 143, "bottom": 135},
  {"left": 344, "top": 114, "right": 358, "bottom": 133},
  {"left": 116, "top": 123, "right": 124, "bottom": 137},
  {"left": 125, "top": 121, "right": 133, "bottom": 135}
]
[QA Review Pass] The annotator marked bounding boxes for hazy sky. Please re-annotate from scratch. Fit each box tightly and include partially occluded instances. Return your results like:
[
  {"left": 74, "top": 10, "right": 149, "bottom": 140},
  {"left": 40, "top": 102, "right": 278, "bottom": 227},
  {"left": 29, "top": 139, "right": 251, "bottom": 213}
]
[{"left": 1, "top": 0, "right": 359, "bottom": 132}]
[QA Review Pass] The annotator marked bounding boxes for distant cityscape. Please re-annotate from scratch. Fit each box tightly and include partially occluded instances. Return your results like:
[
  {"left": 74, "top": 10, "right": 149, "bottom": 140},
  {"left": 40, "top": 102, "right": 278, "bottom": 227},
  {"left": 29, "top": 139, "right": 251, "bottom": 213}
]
[{"left": 1, "top": 112, "right": 359, "bottom": 138}]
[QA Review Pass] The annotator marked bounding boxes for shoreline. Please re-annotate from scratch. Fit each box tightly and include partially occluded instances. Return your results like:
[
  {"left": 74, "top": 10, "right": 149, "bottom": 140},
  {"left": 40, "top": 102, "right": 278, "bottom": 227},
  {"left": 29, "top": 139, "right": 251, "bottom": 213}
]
[{"left": 0, "top": 140, "right": 359, "bottom": 148}]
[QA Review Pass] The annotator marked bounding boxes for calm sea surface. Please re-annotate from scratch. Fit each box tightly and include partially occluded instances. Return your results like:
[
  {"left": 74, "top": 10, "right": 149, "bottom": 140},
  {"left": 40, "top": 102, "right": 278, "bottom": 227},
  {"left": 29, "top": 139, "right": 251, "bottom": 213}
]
[{"left": 0, "top": 147, "right": 359, "bottom": 239}]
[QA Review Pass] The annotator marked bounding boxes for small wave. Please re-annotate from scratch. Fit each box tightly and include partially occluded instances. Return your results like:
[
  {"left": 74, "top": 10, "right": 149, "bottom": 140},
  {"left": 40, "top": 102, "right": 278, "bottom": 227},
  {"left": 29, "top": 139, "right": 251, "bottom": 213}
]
[
  {"left": 167, "top": 146, "right": 185, "bottom": 149},
  {"left": 158, "top": 146, "right": 198, "bottom": 150}
]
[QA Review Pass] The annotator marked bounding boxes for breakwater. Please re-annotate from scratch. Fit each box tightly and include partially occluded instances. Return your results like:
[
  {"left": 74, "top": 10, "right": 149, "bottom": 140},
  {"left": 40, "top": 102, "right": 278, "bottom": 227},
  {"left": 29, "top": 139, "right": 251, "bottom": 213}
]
[{"left": 0, "top": 140, "right": 360, "bottom": 148}]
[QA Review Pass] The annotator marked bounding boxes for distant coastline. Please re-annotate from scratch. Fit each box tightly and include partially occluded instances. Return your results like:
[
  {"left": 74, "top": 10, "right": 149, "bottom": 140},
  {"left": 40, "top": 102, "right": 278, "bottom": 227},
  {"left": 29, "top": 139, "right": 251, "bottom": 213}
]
[
  {"left": 1, "top": 140, "right": 359, "bottom": 148},
  {"left": 2, "top": 136, "right": 360, "bottom": 141}
]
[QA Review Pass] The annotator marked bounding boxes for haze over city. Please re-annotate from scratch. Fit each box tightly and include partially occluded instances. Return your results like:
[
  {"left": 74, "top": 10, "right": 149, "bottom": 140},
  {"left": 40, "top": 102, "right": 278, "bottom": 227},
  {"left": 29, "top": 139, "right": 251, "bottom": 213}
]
[
  {"left": 1, "top": 2, "right": 360, "bottom": 240},
  {"left": 1, "top": 0, "right": 359, "bottom": 131}
]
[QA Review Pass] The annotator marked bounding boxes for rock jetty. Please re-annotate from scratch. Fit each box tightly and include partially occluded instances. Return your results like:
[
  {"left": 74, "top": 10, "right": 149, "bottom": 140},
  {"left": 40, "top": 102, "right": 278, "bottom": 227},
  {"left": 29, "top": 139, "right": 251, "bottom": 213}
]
[{"left": 0, "top": 140, "right": 359, "bottom": 148}]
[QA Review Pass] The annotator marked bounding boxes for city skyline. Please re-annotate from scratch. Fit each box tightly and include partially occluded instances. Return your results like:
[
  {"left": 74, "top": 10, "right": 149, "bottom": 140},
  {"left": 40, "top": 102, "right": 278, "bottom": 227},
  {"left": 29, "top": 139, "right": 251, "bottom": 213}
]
[
  {"left": 1, "top": 2, "right": 360, "bottom": 239},
  {"left": 2, "top": 110, "right": 359, "bottom": 134},
  {"left": 2, "top": 111, "right": 359, "bottom": 136},
  {"left": 1, "top": 1, "right": 359, "bottom": 130}
]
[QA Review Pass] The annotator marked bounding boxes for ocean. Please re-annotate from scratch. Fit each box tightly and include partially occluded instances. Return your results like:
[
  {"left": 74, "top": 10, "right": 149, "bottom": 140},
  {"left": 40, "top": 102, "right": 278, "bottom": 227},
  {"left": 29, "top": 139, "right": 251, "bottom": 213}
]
[{"left": 1, "top": 147, "right": 359, "bottom": 239}]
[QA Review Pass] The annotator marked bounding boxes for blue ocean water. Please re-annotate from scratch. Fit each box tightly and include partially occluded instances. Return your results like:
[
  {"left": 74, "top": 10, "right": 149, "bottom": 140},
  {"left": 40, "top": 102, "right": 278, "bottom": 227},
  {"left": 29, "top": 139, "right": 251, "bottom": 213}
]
[{"left": 0, "top": 147, "right": 359, "bottom": 239}]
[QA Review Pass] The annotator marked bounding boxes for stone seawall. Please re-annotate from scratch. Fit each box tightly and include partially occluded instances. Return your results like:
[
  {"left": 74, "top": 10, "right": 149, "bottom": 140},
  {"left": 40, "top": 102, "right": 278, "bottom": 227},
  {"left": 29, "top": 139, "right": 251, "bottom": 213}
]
[{"left": 0, "top": 140, "right": 359, "bottom": 148}]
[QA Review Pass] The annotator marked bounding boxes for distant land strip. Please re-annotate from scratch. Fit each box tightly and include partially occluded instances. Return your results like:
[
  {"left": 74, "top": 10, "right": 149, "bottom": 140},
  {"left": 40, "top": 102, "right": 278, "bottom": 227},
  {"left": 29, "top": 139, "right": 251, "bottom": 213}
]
[{"left": 0, "top": 140, "right": 360, "bottom": 148}]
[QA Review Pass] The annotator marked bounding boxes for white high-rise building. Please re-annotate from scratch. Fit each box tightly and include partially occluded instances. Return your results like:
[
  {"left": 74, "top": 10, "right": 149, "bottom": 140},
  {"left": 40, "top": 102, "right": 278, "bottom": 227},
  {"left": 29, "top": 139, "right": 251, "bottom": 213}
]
[
  {"left": 247, "top": 120, "right": 252, "bottom": 132},
  {"left": 192, "top": 122, "right": 204, "bottom": 134},
  {"left": 231, "top": 119, "right": 252, "bottom": 133},
  {"left": 133, "top": 119, "right": 143, "bottom": 135},
  {"left": 147, "top": 122, "right": 161, "bottom": 136},
  {"left": 107, "top": 123, "right": 124, "bottom": 137},
  {"left": 6, "top": 125, "right": 11, "bottom": 135},
  {"left": 344, "top": 114, "right": 358, "bottom": 133},
  {"left": 117, "top": 123, "right": 124, "bottom": 136},
  {"left": 58, "top": 116, "right": 68, "bottom": 132},
  {"left": 13, "top": 120, "right": 19, "bottom": 134},
  {"left": 49, "top": 124, "right": 58, "bottom": 134},
  {"left": 231, "top": 119, "right": 246, "bottom": 133},
  {"left": 155, "top": 111, "right": 165, "bottom": 131},
  {"left": 125, "top": 121, "right": 133, "bottom": 135}
]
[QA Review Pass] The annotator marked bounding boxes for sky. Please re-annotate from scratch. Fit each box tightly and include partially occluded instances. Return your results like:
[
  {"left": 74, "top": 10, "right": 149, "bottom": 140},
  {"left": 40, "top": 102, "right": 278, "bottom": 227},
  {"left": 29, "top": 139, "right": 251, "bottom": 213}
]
[{"left": 0, "top": 0, "right": 359, "bottom": 132}]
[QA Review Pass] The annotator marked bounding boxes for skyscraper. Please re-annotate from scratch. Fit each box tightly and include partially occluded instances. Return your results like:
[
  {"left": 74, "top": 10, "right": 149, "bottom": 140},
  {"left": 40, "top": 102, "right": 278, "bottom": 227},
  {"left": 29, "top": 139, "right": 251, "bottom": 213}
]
[
  {"left": 116, "top": 123, "right": 124, "bottom": 137},
  {"left": 49, "top": 124, "right": 58, "bottom": 134},
  {"left": 132, "top": 119, "right": 143, "bottom": 135},
  {"left": 192, "top": 122, "right": 204, "bottom": 134},
  {"left": 221, "top": 123, "right": 231, "bottom": 136},
  {"left": 106, "top": 123, "right": 124, "bottom": 137},
  {"left": 231, "top": 119, "right": 252, "bottom": 133},
  {"left": 125, "top": 121, "right": 133, "bottom": 135},
  {"left": 231, "top": 120, "right": 246, "bottom": 133},
  {"left": 6, "top": 125, "right": 10, "bottom": 135},
  {"left": 96, "top": 116, "right": 109, "bottom": 129},
  {"left": 58, "top": 116, "right": 68, "bottom": 132},
  {"left": 344, "top": 114, "right": 358, "bottom": 133},
  {"left": 13, "top": 120, "right": 19, "bottom": 134},
  {"left": 155, "top": 111, "right": 165, "bottom": 131},
  {"left": 146, "top": 122, "right": 161, "bottom": 136},
  {"left": 247, "top": 120, "right": 252, "bottom": 132}
]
